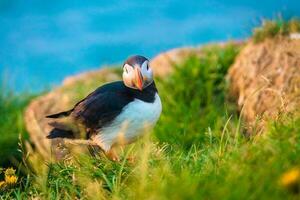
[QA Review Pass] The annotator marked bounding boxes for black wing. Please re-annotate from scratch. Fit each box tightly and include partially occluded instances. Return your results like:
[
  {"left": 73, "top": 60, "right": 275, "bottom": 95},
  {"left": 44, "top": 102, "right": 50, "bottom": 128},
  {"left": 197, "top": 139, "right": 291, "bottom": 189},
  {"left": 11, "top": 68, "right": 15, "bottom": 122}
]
[{"left": 71, "top": 82, "right": 133, "bottom": 130}]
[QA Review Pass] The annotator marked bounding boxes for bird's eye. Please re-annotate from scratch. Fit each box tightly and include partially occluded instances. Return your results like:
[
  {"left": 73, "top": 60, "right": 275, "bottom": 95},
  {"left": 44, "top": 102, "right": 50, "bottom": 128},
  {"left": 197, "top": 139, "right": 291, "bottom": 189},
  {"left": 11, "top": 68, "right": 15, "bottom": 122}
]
[
  {"left": 147, "top": 65, "right": 149, "bottom": 70},
  {"left": 124, "top": 67, "right": 128, "bottom": 73}
]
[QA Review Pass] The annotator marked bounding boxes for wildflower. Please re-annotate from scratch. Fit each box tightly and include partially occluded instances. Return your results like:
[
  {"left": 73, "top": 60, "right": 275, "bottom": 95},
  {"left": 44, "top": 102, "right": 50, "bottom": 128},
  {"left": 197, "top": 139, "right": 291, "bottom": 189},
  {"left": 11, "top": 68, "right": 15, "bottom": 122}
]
[
  {"left": 4, "top": 168, "right": 18, "bottom": 185},
  {"left": 280, "top": 168, "right": 300, "bottom": 186},
  {"left": 5, "top": 175, "right": 18, "bottom": 185},
  {"left": 280, "top": 168, "right": 300, "bottom": 193}
]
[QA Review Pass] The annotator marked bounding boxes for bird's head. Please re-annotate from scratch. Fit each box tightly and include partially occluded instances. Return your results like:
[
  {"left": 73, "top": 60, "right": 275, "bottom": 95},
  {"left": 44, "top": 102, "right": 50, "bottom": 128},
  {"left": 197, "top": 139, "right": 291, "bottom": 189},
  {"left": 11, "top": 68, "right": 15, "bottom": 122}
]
[{"left": 122, "top": 55, "right": 153, "bottom": 91}]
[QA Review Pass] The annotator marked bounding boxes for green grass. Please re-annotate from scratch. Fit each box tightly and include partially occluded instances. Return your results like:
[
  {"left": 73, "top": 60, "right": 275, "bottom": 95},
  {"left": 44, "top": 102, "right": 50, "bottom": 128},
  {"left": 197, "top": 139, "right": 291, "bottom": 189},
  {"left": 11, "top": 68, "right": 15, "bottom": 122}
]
[
  {"left": 1, "top": 43, "right": 300, "bottom": 199},
  {"left": 154, "top": 44, "right": 240, "bottom": 148},
  {"left": 253, "top": 18, "right": 300, "bottom": 43},
  {"left": 0, "top": 87, "right": 33, "bottom": 167}
]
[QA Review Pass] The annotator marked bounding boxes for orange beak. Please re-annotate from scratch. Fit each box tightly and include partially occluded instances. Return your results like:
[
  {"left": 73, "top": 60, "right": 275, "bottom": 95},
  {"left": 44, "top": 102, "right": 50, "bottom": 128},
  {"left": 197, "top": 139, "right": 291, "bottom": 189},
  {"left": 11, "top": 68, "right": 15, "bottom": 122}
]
[{"left": 135, "top": 67, "right": 143, "bottom": 91}]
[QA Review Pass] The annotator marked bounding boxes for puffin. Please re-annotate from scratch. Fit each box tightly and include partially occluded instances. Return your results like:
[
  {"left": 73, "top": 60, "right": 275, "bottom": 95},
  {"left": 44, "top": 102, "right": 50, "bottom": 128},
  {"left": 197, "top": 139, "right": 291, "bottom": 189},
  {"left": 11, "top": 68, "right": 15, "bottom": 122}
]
[{"left": 46, "top": 55, "right": 162, "bottom": 160}]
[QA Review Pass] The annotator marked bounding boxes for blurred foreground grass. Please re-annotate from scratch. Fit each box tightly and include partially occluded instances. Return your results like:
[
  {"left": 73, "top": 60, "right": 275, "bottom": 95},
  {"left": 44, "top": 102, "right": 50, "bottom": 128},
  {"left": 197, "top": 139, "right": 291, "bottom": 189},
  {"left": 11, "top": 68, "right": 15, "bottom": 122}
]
[{"left": 1, "top": 20, "right": 300, "bottom": 198}]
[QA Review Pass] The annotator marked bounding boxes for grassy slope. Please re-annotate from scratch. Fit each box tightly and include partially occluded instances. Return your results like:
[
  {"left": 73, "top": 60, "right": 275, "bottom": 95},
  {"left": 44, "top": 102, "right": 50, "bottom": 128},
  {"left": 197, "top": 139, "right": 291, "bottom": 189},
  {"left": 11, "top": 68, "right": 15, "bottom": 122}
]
[{"left": 1, "top": 42, "right": 300, "bottom": 199}]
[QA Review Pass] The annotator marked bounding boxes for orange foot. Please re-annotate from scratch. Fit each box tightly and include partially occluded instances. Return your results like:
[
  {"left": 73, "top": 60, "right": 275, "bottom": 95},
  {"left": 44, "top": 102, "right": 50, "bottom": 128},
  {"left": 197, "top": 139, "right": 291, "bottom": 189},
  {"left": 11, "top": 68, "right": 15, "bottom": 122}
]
[{"left": 105, "top": 148, "right": 120, "bottom": 162}]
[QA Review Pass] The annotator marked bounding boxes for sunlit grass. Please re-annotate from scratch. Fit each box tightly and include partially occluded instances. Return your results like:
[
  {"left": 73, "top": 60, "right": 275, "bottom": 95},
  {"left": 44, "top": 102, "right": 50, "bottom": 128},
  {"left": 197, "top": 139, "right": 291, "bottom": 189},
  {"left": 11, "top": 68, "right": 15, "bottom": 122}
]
[{"left": 8, "top": 114, "right": 298, "bottom": 199}]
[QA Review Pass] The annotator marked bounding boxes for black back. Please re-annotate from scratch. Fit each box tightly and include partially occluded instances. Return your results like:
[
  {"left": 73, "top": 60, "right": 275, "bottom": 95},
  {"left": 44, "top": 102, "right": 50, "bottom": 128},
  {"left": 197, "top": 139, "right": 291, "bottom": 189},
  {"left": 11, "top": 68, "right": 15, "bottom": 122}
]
[{"left": 71, "top": 81, "right": 158, "bottom": 130}]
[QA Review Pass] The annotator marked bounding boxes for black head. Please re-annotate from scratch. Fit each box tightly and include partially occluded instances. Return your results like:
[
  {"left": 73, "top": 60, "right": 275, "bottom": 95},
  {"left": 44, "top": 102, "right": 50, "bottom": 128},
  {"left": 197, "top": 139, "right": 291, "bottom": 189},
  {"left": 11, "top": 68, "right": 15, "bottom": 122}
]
[{"left": 122, "top": 55, "right": 153, "bottom": 91}]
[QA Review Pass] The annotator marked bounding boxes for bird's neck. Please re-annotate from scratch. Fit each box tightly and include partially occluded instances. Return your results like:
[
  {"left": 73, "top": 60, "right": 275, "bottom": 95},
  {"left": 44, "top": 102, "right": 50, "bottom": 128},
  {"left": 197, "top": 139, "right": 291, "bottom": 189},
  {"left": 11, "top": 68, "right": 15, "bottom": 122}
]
[{"left": 127, "top": 81, "right": 158, "bottom": 103}]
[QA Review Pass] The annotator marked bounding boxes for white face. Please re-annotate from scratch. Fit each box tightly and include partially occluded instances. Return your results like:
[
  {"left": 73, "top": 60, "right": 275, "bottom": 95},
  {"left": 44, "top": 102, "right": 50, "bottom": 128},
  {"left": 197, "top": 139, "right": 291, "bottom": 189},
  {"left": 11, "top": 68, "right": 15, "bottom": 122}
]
[{"left": 123, "top": 60, "right": 153, "bottom": 91}]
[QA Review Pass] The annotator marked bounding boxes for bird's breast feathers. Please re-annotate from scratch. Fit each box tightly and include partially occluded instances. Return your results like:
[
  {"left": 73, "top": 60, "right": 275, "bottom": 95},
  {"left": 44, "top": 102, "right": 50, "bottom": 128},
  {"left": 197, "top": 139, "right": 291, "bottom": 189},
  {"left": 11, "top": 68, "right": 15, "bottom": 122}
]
[{"left": 94, "top": 93, "right": 162, "bottom": 150}]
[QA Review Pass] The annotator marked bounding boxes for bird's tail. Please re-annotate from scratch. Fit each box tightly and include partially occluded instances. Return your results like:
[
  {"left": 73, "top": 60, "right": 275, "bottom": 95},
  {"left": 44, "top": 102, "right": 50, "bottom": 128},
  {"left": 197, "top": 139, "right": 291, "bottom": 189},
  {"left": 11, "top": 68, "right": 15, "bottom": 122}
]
[
  {"left": 46, "top": 109, "right": 73, "bottom": 118},
  {"left": 46, "top": 128, "right": 74, "bottom": 139},
  {"left": 47, "top": 117, "right": 87, "bottom": 139}
]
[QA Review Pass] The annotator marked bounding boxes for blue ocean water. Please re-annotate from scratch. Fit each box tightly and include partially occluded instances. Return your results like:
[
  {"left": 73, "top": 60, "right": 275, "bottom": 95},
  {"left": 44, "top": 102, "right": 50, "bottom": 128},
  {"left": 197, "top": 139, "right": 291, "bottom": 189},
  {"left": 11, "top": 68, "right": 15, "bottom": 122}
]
[{"left": 0, "top": 0, "right": 299, "bottom": 92}]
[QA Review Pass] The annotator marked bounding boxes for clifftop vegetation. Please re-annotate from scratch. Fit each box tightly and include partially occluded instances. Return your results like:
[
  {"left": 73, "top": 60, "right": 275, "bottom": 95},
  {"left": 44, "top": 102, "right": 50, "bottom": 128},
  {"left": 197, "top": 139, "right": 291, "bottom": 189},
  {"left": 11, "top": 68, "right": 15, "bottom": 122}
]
[{"left": 253, "top": 18, "right": 300, "bottom": 43}]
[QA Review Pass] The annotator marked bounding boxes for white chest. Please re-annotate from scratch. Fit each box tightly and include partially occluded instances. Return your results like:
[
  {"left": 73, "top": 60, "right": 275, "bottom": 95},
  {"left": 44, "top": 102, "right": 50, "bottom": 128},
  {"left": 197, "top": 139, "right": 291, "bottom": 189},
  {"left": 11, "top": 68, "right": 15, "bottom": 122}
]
[{"left": 95, "top": 93, "right": 162, "bottom": 151}]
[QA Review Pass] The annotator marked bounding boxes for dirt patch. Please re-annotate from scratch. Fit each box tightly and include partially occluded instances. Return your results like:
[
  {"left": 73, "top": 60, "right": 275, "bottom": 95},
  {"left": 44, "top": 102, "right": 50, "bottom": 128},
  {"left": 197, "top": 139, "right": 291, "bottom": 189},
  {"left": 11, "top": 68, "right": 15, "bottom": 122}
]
[
  {"left": 228, "top": 37, "right": 300, "bottom": 134},
  {"left": 150, "top": 47, "right": 204, "bottom": 76}
]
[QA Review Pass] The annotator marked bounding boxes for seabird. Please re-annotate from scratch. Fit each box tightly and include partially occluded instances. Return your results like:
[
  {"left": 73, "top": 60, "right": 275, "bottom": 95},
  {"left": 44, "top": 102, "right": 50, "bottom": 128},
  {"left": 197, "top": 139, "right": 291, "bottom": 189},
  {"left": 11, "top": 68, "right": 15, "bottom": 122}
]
[{"left": 46, "top": 55, "right": 162, "bottom": 160}]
